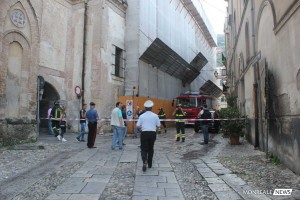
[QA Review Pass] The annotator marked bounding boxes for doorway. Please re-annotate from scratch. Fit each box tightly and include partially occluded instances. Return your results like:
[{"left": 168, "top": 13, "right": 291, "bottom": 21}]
[{"left": 39, "top": 82, "right": 60, "bottom": 130}]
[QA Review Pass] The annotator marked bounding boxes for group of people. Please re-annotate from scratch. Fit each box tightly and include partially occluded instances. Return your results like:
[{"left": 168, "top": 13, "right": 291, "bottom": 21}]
[
  {"left": 173, "top": 103, "right": 211, "bottom": 144},
  {"left": 47, "top": 99, "right": 211, "bottom": 172}
]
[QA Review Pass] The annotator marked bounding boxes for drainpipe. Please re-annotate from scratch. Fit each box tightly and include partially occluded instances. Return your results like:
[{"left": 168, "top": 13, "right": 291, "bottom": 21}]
[
  {"left": 251, "top": 0, "right": 259, "bottom": 148},
  {"left": 81, "top": 0, "right": 88, "bottom": 105}
]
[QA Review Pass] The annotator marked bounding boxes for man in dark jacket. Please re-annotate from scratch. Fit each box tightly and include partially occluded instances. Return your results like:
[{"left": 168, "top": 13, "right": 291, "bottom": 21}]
[{"left": 200, "top": 104, "right": 211, "bottom": 144}]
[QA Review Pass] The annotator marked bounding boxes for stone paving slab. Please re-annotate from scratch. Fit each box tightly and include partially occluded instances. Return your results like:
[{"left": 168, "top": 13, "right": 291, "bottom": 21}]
[
  {"left": 80, "top": 182, "right": 106, "bottom": 194},
  {"left": 220, "top": 174, "right": 247, "bottom": 186},
  {"left": 158, "top": 197, "right": 185, "bottom": 200},
  {"left": 159, "top": 171, "right": 178, "bottom": 183},
  {"left": 136, "top": 169, "right": 159, "bottom": 176},
  {"left": 133, "top": 186, "right": 165, "bottom": 196},
  {"left": 68, "top": 194, "right": 101, "bottom": 200},
  {"left": 165, "top": 188, "right": 184, "bottom": 197},
  {"left": 208, "top": 183, "right": 233, "bottom": 192},
  {"left": 135, "top": 175, "right": 167, "bottom": 183},
  {"left": 54, "top": 177, "right": 86, "bottom": 194},
  {"left": 134, "top": 181, "right": 158, "bottom": 188},
  {"left": 157, "top": 183, "right": 181, "bottom": 189},
  {"left": 45, "top": 194, "right": 71, "bottom": 200},
  {"left": 132, "top": 196, "right": 158, "bottom": 200},
  {"left": 205, "top": 177, "right": 225, "bottom": 184},
  {"left": 215, "top": 191, "right": 243, "bottom": 200}
]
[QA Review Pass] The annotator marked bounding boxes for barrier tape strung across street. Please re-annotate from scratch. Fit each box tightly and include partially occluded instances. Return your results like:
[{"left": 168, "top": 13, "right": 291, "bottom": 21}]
[{"left": 41, "top": 118, "right": 246, "bottom": 122}]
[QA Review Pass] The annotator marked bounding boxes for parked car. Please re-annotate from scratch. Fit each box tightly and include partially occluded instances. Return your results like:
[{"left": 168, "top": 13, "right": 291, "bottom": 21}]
[{"left": 194, "top": 110, "right": 220, "bottom": 133}]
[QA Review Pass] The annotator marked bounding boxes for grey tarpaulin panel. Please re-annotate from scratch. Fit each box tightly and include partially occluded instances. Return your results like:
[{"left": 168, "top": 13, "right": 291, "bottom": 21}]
[
  {"left": 200, "top": 80, "right": 223, "bottom": 98},
  {"left": 140, "top": 38, "right": 208, "bottom": 84}
]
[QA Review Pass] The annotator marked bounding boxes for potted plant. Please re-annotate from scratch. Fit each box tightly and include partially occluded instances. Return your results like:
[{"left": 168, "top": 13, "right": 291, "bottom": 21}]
[{"left": 218, "top": 94, "right": 245, "bottom": 145}]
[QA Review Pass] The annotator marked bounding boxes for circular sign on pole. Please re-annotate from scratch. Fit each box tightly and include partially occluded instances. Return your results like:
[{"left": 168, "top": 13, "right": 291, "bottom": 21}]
[
  {"left": 75, "top": 86, "right": 81, "bottom": 97},
  {"left": 127, "top": 110, "right": 132, "bottom": 117}
]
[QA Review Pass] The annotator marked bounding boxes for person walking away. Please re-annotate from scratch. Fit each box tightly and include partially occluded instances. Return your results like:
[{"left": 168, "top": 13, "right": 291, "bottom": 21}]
[
  {"left": 157, "top": 107, "right": 167, "bottom": 134},
  {"left": 47, "top": 105, "right": 54, "bottom": 135},
  {"left": 51, "top": 101, "right": 63, "bottom": 140},
  {"left": 134, "top": 106, "right": 142, "bottom": 138},
  {"left": 59, "top": 108, "right": 67, "bottom": 142},
  {"left": 76, "top": 104, "right": 87, "bottom": 142},
  {"left": 86, "top": 102, "right": 99, "bottom": 148},
  {"left": 111, "top": 102, "right": 125, "bottom": 150},
  {"left": 173, "top": 104, "right": 186, "bottom": 142},
  {"left": 200, "top": 104, "right": 211, "bottom": 145},
  {"left": 137, "top": 100, "right": 160, "bottom": 172}
]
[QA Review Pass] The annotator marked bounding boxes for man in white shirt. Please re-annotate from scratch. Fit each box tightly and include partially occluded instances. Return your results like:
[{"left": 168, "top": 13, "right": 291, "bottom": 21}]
[
  {"left": 111, "top": 102, "right": 125, "bottom": 150},
  {"left": 47, "top": 105, "right": 54, "bottom": 135},
  {"left": 137, "top": 100, "right": 161, "bottom": 172}
]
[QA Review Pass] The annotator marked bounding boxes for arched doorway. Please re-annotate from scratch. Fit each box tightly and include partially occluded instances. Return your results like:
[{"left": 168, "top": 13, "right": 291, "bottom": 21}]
[{"left": 39, "top": 82, "right": 60, "bottom": 131}]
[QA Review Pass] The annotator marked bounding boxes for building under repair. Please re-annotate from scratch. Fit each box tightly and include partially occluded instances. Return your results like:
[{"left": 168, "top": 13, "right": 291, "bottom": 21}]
[{"left": 0, "top": 0, "right": 221, "bottom": 145}]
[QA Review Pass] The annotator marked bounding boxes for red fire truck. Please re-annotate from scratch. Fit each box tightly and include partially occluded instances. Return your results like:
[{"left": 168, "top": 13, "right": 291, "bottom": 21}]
[{"left": 176, "top": 91, "right": 213, "bottom": 125}]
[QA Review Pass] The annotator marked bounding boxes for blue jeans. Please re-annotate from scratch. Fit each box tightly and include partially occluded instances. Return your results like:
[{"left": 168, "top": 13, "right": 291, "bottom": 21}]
[
  {"left": 202, "top": 124, "right": 209, "bottom": 143},
  {"left": 78, "top": 122, "right": 86, "bottom": 141},
  {"left": 112, "top": 126, "right": 124, "bottom": 149},
  {"left": 48, "top": 120, "right": 54, "bottom": 135}
]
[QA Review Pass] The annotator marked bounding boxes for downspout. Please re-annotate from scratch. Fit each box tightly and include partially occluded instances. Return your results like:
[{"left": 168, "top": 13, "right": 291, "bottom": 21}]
[
  {"left": 251, "top": 0, "right": 259, "bottom": 148},
  {"left": 82, "top": 0, "right": 88, "bottom": 105}
]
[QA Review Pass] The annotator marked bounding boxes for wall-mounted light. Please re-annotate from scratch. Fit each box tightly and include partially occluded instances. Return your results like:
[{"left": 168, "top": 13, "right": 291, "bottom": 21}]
[{"left": 214, "top": 71, "right": 218, "bottom": 78}]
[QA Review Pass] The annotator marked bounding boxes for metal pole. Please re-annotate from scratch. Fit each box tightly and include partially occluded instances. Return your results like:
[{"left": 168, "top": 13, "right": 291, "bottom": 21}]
[
  {"left": 37, "top": 77, "right": 40, "bottom": 138},
  {"left": 132, "top": 89, "right": 134, "bottom": 134}
]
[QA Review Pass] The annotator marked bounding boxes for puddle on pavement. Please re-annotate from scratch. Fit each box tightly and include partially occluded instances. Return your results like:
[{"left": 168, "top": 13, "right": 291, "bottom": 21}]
[{"left": 182, "top": 150, "right": 204, "bottom": 160}]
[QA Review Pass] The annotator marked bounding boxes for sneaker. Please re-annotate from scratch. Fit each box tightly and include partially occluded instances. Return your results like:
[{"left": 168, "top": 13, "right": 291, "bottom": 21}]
[
  {"left": 57, "top": 135, "right": 62, "bottom": 141},
  {"left": 62, "top": 138, "right": 67, "bottom": 142},
  {"left": 176, "top": 137, "right": 180, "bottom": 142},
  {"left": 80, "top": 140, "right": 85, "bottom": 142},
  {"left": 76, "top": 137, "right": 80, "bottom": 142},
  {"left": 200, "top": 141, "right": 208, "bottom": 145},
  {"left": 182, "top": 138, "right": 185, "bottom": 142},
  {"left": 122, "top": 143, "right": 126, "bottom": 146}
]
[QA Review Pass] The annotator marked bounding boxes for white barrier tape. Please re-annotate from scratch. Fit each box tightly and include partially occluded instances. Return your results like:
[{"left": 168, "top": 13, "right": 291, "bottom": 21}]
[{"left": 41, "top": 118, "right": 246, "bottom": 122}]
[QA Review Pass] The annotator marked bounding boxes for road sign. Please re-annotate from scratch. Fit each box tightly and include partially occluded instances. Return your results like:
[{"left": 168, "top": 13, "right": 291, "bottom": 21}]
[{"left": 126, "top": 100, "right": 133, "bottom": 119}]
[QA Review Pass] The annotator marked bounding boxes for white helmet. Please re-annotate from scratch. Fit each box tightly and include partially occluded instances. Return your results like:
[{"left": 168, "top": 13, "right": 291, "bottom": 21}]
[{"left": 144, "top": 100, "right": 154, "bottom": 108}]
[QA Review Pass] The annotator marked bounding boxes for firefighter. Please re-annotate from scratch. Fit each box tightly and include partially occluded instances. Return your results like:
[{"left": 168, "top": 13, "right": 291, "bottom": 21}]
[
  {"left": 157, "top": 107, "right": 167, "bottom": 134},
  {"left": 50, "top": 101, "right": 63, "bottom": 141},
  {"left": 173, "top": 104, "right": 186, "bottom": 142}
]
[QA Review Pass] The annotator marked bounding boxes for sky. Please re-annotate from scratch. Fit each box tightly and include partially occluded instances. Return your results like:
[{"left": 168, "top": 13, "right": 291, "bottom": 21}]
[{"left": 200, "top": 0, "right": 228, "bottom": 35}]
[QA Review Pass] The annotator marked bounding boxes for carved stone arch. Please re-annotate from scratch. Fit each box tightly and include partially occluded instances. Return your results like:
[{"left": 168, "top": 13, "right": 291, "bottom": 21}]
[
  {"left": 41, "top": 75, "right": 67, "bottom": 102},
  {"left": 0, "top": 0, "right": 40, "bottom": 41},
  {"left": 1, "top": 31, "right": 32, "bottom": 117},
  {"left": 256, "top": 0, "right": 277, "bottom": 51}
]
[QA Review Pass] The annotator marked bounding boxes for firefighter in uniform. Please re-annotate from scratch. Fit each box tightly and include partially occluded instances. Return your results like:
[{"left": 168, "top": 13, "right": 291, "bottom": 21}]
[
  {"left": 157, "top": 107, "right": 167, "bottom": 134},
  {"left": 51, "top": 101, "right": 63, "bottom": 140},
  {"left": 173, "top": 104, "right": 186, "bottom": 142}
]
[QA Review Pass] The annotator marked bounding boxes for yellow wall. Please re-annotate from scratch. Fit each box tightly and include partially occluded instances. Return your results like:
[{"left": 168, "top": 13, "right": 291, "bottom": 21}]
[{"left": 118, "top": 96, "right": 175, "bottom": 134}]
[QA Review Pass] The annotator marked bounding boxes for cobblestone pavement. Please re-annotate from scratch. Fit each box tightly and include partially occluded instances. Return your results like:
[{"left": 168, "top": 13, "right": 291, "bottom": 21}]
[{"left": 0, "top": 128, "right": 299, "bottom": 200}]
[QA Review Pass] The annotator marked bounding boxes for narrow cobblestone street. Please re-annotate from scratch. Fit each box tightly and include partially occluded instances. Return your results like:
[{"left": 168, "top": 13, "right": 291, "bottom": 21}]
[{"left": 0, "top": 128, "right": 299, "bottom": 200}]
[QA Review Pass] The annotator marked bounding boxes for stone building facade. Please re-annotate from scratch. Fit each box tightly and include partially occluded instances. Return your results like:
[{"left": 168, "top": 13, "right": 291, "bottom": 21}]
[
  {"left": 0, "top": 0, "right": 218, "bottom": 146},
  {"left": 225, "top": 0, "right": 300, "bottom": 174},
  {"left": 0, "top": 0, "right": 127, "bottom": 145}
]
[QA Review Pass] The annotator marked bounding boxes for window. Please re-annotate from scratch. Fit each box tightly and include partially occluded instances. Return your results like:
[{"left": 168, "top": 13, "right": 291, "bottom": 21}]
[{"left": 113, "top": 46, "right": 125, "bottom": 78}]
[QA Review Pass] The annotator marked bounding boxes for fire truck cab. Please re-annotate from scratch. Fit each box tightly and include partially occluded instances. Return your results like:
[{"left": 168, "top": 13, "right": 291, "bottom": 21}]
[{"left": 176, "top": 91, "right": 213, "bottom": 125}]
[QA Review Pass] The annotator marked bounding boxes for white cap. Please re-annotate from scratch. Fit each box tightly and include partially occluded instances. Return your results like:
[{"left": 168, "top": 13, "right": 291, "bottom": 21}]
[{"left": 144, "top": 100, "right": 154, "bottom": 108}]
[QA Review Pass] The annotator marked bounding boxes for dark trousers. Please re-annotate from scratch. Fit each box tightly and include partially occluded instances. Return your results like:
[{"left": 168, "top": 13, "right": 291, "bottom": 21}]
[
  {"left": 141, "top": 131, "right": 156, "bottom": 167},
  {"left": 52, "top": 121, "right": 60, "bottom": 136},
  {"left": 87, "top": 122, "right": 97, "bottom": 148},
  {"left": 161, "top": 121, "right": 166, "bottom": 128},
  {"left": 176, "top": 122, "right": 185, "bottom": 134}
]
